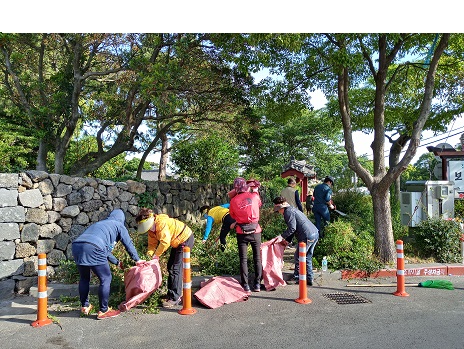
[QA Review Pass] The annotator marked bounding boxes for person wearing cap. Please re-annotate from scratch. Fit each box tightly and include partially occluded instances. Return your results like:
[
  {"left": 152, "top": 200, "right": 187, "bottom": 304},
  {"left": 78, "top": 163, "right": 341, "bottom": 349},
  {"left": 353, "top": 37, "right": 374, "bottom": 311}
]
[
  {"left": 280, "top": 177, "right": 304, "bottom": 212},
  {"left": 72, "top": 209, "right": 142, "bottom": 320},
  {"left": 312, "top": 176, "right": 336, "bottom": 239},
  {"left": 273, "top": 196, "right": 319, "bottom": 286},
  {"left": 135, "top": 208, "right": 194, "bottom": 308},
  {"left": 229, "top": 177, "right": 263, "bottom": 293},
  {"left": 200, "top": 203, "right": 235, "bottom": 251}
]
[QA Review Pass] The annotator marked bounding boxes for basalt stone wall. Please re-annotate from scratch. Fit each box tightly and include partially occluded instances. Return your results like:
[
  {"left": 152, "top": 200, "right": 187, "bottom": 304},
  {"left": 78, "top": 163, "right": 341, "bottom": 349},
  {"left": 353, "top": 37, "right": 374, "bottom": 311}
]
[{"left": 0, "top": 171, "right": 232, "bottom": 299}]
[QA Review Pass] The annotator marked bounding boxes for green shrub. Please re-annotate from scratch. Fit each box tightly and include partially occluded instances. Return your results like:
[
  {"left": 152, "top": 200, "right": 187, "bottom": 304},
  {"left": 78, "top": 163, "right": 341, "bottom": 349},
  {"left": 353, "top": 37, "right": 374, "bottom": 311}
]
[
  {"left": 414, "top": 217, "right": 463, "bottom": 263},
  {"left": 333, "top": 189, "right": 374, "bottom": 232},
  {"left": 314, "top": 220, "right": 383, "bottom": 274},
  {"left": 259, "top": 207, "right": 287, "bottom": 241},
  {"left": 455, "top": 199, "right": 464, "bottom": 219}
]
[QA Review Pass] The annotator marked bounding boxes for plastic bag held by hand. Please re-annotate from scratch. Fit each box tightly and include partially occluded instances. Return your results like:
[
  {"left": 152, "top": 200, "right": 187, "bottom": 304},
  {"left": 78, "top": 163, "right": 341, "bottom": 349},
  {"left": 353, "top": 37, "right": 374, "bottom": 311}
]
[
  {"left": 118, "top": 258, "right": 162, "bottom": 312},
  {"left": 260, "top": 235, "right": 286, "bottom": 291}
]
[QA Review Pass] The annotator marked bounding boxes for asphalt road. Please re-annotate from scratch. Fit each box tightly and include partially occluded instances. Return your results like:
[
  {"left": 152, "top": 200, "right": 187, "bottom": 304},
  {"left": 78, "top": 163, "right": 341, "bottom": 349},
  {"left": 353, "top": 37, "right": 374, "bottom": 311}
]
[{"left": 1, "top": 272, "right": 464, "bottom": 349}]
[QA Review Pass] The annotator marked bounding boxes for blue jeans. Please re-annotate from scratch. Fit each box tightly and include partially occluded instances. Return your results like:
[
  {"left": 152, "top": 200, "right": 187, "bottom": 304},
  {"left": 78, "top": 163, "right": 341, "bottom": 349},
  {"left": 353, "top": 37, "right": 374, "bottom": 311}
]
[
  {"left": 293, "top": 238, "right": 318, "bottom": 281},
  {"left": 76, "top": 263, "right": 112, "bottom": 312},
  {"left": 236, "top": 232, "right": 262, "bottom": 287},
  {"left": 312, "top": 205, "right": 330, "bottom": 238}
]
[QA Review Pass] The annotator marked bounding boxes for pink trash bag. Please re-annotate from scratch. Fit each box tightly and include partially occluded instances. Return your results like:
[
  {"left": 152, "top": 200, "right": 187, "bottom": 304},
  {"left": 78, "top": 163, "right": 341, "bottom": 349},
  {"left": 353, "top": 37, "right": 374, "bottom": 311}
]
[
  {"left": 194, "top": 276, "right": 249, "bottom": 309},
  {"left": 118, "top": 258, "right": 163, "bottom": 312},
  {"left": 260, "top": 235, "right": 287, "bottom": 291}
]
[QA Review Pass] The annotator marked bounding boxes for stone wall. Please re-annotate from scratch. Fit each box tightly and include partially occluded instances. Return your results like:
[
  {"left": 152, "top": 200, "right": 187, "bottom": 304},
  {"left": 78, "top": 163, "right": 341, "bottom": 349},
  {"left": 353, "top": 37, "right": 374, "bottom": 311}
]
[{"left": 0, "top": 171, "right": 232, "bottom": 299}]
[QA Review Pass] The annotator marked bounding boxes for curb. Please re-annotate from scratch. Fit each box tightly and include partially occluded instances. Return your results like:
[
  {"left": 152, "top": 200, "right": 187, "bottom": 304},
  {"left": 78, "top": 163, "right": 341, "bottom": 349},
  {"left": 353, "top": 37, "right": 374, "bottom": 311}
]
[{"left": 341, "top": 263, "right": 464, "bottom": 279}]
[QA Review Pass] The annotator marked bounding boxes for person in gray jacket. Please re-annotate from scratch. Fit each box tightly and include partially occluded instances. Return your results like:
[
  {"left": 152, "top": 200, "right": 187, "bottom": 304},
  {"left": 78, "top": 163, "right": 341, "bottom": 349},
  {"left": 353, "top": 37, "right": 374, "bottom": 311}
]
[
  {"left": 273, "top": 196, "right": 319, "bottom": 286},
  {"left": 72, "top": 209, "right": 142, "bottom": 319}
]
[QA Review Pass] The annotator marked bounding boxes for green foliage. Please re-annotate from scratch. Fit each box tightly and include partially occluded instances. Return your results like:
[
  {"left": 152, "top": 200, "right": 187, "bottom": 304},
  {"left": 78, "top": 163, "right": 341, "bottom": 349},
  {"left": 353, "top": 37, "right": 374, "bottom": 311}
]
[
  {"left": 240, "top": 109, "right": 345, "bottom": 180},
  {"left": 314, "top": 220, "right": 383, "bottom": 274},
  {"left": 454, "top": 199, "right": 464, "bottom": 219},
  {"left": 170, "top": 132, "right": 240, "bottom": 183},
  {"left": 333, "top": 189, "right": 374, "bottom": 232},
  {"left": 54, "top": 260, "right": 81, "bottom": 284},
  {"left": 0, "top": 116, "right": 37, "bottom": 172},
  {"left": 414, "top": 217, "right": 463, "bottom": 263},
  {"left": 259, "top": 177, "right": 287, "bottom": 208},
  {"left": 259, "top": 207, "right": 287, "bottom": 241},
  {"left": 136, "top": 191, "right": 157, "bottom": 210},
  {"left": 400, "top": 153, "right": 438, "bottom": 191}
]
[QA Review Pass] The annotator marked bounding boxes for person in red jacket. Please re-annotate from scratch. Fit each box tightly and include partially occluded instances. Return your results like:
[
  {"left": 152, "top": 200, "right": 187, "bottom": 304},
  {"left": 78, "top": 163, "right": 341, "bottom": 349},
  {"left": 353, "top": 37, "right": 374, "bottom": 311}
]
[{"left": 229, "top": 177, "right": 263, "bottom": 293}]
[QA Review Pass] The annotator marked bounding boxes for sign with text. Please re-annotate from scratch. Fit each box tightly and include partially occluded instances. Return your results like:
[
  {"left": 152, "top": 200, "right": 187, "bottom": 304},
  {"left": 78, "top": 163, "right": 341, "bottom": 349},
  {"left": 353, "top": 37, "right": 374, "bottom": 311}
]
[{"left": 449, "top": 160, "right": 464, "bottom": 198}]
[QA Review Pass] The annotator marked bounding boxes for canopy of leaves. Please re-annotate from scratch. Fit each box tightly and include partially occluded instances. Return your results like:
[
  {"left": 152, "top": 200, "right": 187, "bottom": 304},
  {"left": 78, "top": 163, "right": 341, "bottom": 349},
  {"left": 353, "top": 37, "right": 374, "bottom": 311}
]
[{"left": 170, "top": 132, "right": 239, "bottom": 183}]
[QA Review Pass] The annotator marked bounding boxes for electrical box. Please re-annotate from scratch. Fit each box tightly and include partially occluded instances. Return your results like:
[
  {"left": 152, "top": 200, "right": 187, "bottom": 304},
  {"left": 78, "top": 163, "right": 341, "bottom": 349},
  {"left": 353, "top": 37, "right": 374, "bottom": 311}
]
[{"left": 400, "top": 180, "right": 455, "bottom": 227}]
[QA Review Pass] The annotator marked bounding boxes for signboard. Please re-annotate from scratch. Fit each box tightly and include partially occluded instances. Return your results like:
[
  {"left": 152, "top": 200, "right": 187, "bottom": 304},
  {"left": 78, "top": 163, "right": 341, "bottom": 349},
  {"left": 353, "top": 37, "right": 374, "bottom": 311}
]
[{"left": 449, "top": 160, "right": 464, "bottom": 198}]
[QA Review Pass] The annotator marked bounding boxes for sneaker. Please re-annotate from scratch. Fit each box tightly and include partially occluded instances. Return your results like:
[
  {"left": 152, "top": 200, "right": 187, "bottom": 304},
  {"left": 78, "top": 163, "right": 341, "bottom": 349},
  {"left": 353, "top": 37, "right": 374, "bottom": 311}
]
[
  {"left": 162, "top": 298, "right": 182, "bottom": 308},
  {"left": 242, "top": 284, "right": 251, "bottom": 292},
  {"left": 307, "top": 279, "right": 313, "bottom": 287},
  {"left": 252, "top": 284, "right": 261, "bottom": 292},
  {"left": 97, "top": 308, "right": 121, "bottom": 320},
  {"left": 80, "top": 304, "right": 93, "bottom": 316}
]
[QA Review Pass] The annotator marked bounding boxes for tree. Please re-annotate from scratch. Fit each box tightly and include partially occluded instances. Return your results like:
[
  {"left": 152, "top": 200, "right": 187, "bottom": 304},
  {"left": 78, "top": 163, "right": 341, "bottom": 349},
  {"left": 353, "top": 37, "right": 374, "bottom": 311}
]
[
  {"left": 0, "top": 33, "right": 131, "bottom": 173},
  {"left": 170, "top": 132, "right": 239, "bottom": 183},
  {"left": 330, "top": 34, "right": 450, "bottom": 262},
  {"left": 1, "top": 33, "right": 253, "bottom": 178},
  {"left": 230, "top": 33, "right": 452, "bottom": 262},
  {"left": 239, "top": 108, "right": 345, "bottom": 180}
]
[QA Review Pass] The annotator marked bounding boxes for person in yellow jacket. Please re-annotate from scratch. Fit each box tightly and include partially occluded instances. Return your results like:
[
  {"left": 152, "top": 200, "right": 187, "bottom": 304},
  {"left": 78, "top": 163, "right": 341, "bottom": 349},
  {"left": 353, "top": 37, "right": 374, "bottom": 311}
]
[
  {"left": 200, "top": 203, "right": 236, "bottom": 251},
  {"left": 136, "top": 207, "right": 194, "bottom": 308}
]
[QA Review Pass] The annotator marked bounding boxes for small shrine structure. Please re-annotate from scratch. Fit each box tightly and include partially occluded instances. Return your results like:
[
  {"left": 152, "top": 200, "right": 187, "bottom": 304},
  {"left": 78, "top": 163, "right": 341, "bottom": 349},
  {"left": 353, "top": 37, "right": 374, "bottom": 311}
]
[{"left": 280, "top": 158, "right": 317, "bottom": 201}]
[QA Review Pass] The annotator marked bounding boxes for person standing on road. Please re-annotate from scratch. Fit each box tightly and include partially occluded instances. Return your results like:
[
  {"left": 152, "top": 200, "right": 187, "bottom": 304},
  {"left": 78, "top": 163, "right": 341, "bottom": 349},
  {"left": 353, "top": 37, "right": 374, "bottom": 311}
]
[
  {"left": 229, "top": 177, "right": 263, "bottom": 293},
  {"left": 200, "top": 203, "right": 236, "bottom": 252},
  {"left": 312, "top": 176, "right": 336, "bottom": 239},
  {"left": 273, "top": 196, "right": 319, "bottom": 286},
  {"left": 136, "top": 208, "right": 194, "bottom": 308},
  {"left": 281, "top": 177, "right": 304, "bottom": 212},
  {"left": 72, "top": 209, "right": 142, "bottom": 320}
]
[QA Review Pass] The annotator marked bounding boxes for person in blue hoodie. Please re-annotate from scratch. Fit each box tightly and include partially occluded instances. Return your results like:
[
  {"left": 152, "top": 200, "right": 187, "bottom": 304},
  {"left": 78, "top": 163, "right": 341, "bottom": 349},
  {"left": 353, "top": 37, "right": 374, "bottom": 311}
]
[{"left": 72, "top": 209, "right": 142, "bottom": 320}]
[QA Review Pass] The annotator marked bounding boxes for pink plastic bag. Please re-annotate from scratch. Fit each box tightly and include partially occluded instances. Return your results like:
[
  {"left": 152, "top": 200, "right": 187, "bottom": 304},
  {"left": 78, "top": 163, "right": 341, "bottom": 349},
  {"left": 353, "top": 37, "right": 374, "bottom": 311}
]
[
  {"left": 194, "top": 276, "right": 249, "bottom": 309},
  {"left": 260, "top": 235, "right": 287, "bottom": 291},
  {"left": 118, "top": 258, "right": 162, "bottom": 311}
]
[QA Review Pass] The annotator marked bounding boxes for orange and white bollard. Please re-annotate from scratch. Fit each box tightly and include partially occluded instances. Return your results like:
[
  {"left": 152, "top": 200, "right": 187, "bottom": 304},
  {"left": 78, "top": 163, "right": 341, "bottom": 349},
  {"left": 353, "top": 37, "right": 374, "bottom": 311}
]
[
  {"left": 295, "top": 241, "right": 312, "bottom": 304},
  {"left": 31, "top": 253, "right": 53, "bottom": 327},
  {"left": 179, "top": 246, "right": 196, "bottom": 315},
  {"left": 393, "top": 240, "right": 409, "bottom": 297}
]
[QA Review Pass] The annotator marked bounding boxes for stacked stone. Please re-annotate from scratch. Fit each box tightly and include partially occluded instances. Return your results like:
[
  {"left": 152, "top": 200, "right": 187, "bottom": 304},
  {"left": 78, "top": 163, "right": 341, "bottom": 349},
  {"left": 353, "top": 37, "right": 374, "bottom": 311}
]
[{"left": 0, "top": 171, "right": 231, "bottom": 298}]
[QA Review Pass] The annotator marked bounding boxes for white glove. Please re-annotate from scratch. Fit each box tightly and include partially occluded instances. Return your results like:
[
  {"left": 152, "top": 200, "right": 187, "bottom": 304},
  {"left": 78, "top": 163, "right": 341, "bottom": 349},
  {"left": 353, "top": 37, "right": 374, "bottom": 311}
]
[{"left": 329, "top": 204, "right": 335, "bottom": 210}]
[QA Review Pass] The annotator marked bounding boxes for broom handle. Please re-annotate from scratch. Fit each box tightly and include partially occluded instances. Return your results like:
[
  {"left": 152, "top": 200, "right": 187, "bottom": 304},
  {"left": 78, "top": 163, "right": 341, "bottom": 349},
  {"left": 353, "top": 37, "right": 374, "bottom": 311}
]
[{"left": 347, "top": 283, "right": 418, "bottom": 287}]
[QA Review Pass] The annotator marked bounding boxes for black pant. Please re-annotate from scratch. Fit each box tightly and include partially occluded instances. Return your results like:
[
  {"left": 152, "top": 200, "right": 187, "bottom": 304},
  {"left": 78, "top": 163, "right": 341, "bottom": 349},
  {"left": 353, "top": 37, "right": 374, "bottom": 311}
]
[
  {"left": 166, "top": 233, "right": 194, "bottom": 301},
  {"left": 236, "top": 232, "right": 262, "bottom": 287},
  {"left": 219, "top": 214, "right": 236, "bottom": 250}
]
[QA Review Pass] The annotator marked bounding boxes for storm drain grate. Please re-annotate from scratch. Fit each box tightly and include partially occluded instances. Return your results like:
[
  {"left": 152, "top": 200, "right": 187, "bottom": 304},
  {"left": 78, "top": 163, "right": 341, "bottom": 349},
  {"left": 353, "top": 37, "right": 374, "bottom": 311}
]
[{"left": 323, "top": 293, "right": 371, "bottom": 305}]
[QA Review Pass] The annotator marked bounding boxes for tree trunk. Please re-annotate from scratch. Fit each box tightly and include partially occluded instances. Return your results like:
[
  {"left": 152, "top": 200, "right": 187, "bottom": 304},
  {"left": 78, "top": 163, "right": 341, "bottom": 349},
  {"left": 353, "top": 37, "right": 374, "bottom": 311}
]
[
  {"left": 389, "top": 135, "right": 410, "bottom": 201},
  {"left": 36, "top": 139, "right": 48, "bottom": 171},
  {"left": 371, "top": 187, "right": 396, "bottom": 263},
  {"left": 158, "top": 132, "right": 169, "bottom": 181}
]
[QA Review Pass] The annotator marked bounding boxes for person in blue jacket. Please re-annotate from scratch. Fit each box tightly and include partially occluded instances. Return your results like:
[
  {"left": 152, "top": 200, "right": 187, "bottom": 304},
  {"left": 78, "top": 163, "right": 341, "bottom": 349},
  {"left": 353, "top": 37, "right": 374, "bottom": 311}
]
[
  {"left": 312, "top": 176, "right": 335, "bottom": 239},
  {"left": 72, "top": 209, "right": 142, "bottom": 320},
  {"left": 273, "top": 196, "right": 319, "bottom": 286}
]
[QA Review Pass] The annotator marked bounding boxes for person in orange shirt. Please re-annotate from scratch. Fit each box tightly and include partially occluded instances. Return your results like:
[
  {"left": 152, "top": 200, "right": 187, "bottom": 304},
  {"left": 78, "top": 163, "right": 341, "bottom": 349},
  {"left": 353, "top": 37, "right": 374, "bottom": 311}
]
[{"left": 136, "top": 208, "right": 194, "bottom": 308}]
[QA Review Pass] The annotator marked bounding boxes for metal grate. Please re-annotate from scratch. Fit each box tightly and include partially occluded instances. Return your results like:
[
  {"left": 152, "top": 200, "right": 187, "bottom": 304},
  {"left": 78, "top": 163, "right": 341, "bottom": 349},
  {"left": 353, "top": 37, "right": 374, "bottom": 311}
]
[{"left": 323, "top": 292, "right": 371, "bottom": 305}]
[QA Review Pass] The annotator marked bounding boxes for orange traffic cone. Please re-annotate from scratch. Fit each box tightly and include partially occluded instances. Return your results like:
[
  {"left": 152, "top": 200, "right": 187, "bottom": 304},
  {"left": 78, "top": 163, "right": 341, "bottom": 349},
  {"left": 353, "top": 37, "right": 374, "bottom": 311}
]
[
  {"left": 295, "top": 242, "right": 312, "bottom": 304},
  {"left": 31, "top": 253, "right": 53, "bottom": 327},
  {"left": 179, "top": 246, "right": 197, "bottom": 315}
]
